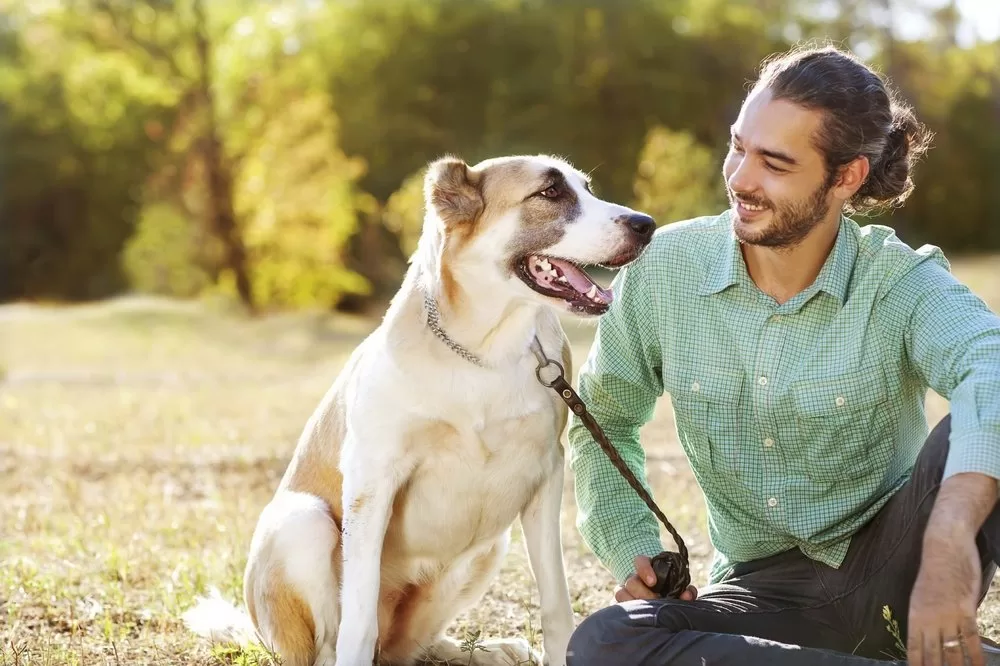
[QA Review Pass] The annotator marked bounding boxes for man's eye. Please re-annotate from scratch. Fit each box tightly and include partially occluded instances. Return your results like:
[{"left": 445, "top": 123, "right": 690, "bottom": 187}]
[{"left": 765, "top": 162, "right": 787, "bottom": 173}]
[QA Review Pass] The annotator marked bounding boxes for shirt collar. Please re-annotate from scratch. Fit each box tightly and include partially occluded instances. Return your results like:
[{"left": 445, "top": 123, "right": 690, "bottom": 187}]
[
  {"left": 699, "top": 212, "right": 858, "bottom": 306},
  {"left": 698, "top": 212, "right": 742, "bottom": 296},
  {"left": 811, "top": 215, "right": 857, "bottom": 306}
]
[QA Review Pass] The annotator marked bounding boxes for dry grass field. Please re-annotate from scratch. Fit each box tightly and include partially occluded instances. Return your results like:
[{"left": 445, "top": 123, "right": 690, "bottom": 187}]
[{"left": 2, "top": 254, "right": 999, "bottom": 665}]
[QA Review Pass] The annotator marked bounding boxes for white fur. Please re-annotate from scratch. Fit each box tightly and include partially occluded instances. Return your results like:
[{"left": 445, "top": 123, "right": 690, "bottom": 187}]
[{"left": 184, "top": 154, "right": 653, "bottom": 666}]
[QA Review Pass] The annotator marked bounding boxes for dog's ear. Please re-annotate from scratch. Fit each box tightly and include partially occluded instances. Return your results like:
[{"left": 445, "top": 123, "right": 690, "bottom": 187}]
[{"left": 424, "top": 156, "right": 484, "bottom": 227}]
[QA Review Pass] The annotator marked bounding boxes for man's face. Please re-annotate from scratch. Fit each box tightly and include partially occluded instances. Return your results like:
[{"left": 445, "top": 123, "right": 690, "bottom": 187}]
[{"left": 722, "top": 86, "right": 837, "bottom": 249}]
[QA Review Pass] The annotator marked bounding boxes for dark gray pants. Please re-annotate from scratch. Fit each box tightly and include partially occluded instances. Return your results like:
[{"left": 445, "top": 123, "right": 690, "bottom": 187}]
[{"left": 567, "top": 415, "right": 1000, "bottom": 664}]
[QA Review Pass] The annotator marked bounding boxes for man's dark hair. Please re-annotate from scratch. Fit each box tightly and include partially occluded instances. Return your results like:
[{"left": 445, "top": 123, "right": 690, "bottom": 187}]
[{"left": 752, "top": 44, "right": 934, "bottom": 215}]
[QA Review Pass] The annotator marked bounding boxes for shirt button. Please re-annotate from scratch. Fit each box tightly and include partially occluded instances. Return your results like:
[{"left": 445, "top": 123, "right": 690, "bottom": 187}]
[
  {"left": 835, "top": 396, "right": 845, "bottom": 407},
  {"left": 764, "top": 437, "right": 774, "bottom": 448},
  {"left": 758, "top": 376, "right": 768, "bottom": 386},
  {"left": 691, "top": 381, "right": 700, "bottom": 392},
  {"left": 767, "top": 497, "right": 778, "bottom": 508}
]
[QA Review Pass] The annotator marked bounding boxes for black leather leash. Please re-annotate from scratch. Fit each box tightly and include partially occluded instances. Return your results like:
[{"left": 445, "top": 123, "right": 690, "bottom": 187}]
[{"left": 530, "top": 338, "right": 691, "bottom": 599}]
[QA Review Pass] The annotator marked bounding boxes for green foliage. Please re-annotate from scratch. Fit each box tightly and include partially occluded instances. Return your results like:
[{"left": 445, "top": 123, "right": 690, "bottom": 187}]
[
  {"left": 216, "top": 4, "right": 373, "bottom": 309},
  {"left": 122, "top": 203, "right": 214, "bottom": 298},
  {"left": 632, "top": 126, "right": 729, "bottom": 225},
  {"left": 382, "top": 168, "right": 429, "bottom": 258},
  {"left": 0, "top": 0, "right": 997, "bottom": 307},
  {"left": 234, "top": 92, "right": 371, "bottom": 308},
  {"left": 0, "top": 2, "right": 179, "bottom": 301}
]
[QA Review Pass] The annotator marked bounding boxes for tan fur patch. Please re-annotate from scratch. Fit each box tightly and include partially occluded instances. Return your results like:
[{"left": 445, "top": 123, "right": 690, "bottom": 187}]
[
  {"left": 440, "top": 260, "right": 462, "bottom": 311},
  {"left": 350, "top": 493, "right": 369, "bottom": 513},
  {"left": 266, "top": 569, "right": 317, "bottom": 666},
  {"left": 425, "top": 157, "right": 484, "bottom": 228},
  {"left": 246, "top": 561, "right": 317, "bottom": 666},
  {"left": 377, "top": 582, "right": 426, "bottom": 657},
  {"left": 283, "top": 392, "right": 347, "bottom": 526}
]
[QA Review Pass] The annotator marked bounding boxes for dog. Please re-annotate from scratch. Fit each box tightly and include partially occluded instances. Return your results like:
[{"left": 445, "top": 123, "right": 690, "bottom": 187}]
[{"left": 183, "top": 154, "right": 656, "bottom": 666}]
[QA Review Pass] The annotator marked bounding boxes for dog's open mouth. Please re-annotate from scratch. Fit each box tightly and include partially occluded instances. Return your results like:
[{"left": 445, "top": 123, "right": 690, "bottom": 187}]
[{"left": 517, "top": 255, "right": 614, "bottom": 314}]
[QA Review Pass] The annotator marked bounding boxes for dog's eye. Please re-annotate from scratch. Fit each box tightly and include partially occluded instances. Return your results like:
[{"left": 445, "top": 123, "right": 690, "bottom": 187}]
[{"left": 539, "top": 185, "right": 561, "bottom": 199}]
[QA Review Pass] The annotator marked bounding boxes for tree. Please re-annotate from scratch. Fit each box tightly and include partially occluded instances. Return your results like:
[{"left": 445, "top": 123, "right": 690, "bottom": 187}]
[{"left": 632, "top": 126, "right": 728, "bottom": 225}]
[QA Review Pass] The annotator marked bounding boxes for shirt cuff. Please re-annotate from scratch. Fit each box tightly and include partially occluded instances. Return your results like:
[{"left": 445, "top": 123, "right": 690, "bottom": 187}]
[
  {"left": 943, "top": 431, "right": 1000, "bottom": 481},
  {"left": 605, "top": 534, "right": 667, "bottom": 584}
]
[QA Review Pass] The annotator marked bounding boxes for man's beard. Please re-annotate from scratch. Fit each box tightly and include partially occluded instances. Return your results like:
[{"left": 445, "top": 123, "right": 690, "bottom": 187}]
[{"left": 728, "top": 177, "right": 834, "bottom": 250}]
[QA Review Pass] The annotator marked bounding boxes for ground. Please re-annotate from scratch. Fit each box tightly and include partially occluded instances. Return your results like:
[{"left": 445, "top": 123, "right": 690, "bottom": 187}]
[{"left": 2, "top": 254, "right": 999, "bottom": 665}]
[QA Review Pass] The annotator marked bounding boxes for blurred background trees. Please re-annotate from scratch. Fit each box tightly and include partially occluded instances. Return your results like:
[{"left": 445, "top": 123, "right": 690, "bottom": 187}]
[{"left": 1, "top": 0, "right": 997, "bottom": 312}]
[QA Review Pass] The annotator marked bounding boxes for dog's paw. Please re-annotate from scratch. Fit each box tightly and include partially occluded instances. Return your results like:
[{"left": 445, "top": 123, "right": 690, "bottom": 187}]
[
  {"left": 469, "top": 638, "right": 541, "bottom": 665},
  {"left": 494, "top": 638, "right": 537, "bottom": 664}
]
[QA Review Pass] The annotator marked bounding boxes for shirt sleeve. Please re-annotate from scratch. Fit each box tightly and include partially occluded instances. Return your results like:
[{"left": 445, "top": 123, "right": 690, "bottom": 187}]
[
  {"left": 567, "top": 252, "right": 666, "bottom": 584},
  {"left": 887, "top": 253, "right": 1000, "bottom": 480}
]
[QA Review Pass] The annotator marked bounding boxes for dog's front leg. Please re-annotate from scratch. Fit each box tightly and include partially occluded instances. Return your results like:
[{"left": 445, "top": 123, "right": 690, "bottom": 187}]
[
  {"left": 334, "top": 436, "right": 412, "bottom": 666},
  {"left": 520, "top": 450, "right": 575, "bottom": 666}
]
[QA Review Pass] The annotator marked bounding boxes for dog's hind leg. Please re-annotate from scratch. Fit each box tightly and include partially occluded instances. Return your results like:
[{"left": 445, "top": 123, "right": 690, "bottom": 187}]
[{"left": 243, "top": 491, "right": 341, "bottom": 666}]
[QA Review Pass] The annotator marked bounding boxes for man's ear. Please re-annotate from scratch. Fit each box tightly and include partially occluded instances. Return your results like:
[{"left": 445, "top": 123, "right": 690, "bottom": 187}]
[
  {"left": 423, "top": 156, "right": 484, "bottom": 227},
  {"left": 833, "top": 154, "right": 870, "bottom": 200}
]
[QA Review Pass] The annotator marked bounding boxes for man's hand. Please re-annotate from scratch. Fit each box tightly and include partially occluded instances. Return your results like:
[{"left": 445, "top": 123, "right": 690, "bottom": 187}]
[
  {"left": 907, "top": 530, "right": 983, "bottom": 665},
  {"left": 614, "top": 555, "right": 698, "bottom": 603},
  {"left": 907, "top": 472, "right": 997, "bottom": 666}
]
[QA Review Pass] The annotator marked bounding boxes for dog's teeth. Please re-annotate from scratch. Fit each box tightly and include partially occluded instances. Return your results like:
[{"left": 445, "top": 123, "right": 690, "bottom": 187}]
[
  {"left": 539, "top": 259, "right": 551, "bottom": 271},
  {"left": 587, "top": 285, "right": 600, "bottom": 300},
  {"left": 556, "top": 276, "right": 568, "bottom": 283}
]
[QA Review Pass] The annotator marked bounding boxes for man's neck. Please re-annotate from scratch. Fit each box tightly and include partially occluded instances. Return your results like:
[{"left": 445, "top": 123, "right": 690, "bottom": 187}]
[{"left": 740, "top": 214, "right": 841, "bottom": 305}]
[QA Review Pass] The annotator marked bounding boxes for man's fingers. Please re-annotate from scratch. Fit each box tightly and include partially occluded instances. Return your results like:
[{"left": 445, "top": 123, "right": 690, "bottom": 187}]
[
  {"left": 908, "top": 629, "right": 924, "bottom": 666},
  {"left": 613, "top": 585, "right": 633, "bottom": 603},
  {"left": 962, "top": 617, "right": 985, "bottom": 666},
  {"left": 943, "top": 633, "right": 967, "bottom": 666},
  {"left": 623, "top": 575, "right": 658, "bottom": 600},
  {"left": 925, "top": 630, "right": 944, "bottom": 666},
  {"left": 680, "top": 585, "right": 698, "bottom": 601},
  {"left": 633, "top": 556, "right": 657, "bottom": 588}
]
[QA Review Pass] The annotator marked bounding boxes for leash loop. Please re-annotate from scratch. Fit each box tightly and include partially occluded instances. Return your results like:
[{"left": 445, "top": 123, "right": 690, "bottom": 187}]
[{"left": 534, "top": 359, "right": 565, "bottom": 388}]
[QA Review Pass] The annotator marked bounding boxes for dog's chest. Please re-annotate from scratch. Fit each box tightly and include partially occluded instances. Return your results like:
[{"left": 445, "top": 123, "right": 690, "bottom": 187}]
[{"left": 386, "top": 383, "right": 560, "bottom": 560}]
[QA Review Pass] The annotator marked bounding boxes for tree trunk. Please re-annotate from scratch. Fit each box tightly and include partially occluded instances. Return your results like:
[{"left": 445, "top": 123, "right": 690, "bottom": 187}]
[{"left": 192, "top": 0, "right": 254, "bottom": 312}]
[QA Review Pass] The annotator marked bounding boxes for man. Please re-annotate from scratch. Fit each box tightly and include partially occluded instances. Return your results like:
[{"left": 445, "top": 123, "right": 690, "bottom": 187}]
[{"left": 565, "top": 45, "right": 1000, "bottom": 665}]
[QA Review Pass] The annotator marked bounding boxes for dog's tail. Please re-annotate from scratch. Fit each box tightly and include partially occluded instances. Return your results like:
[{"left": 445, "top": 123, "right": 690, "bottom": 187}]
[{"left": 182, "top": 588, "right": 258, "bottom": 647}]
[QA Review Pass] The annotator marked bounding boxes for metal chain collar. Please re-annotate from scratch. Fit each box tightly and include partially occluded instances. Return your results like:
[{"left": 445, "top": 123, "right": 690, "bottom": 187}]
[{"left": 422, "top": 291, "right": 487, "bottom": 367}]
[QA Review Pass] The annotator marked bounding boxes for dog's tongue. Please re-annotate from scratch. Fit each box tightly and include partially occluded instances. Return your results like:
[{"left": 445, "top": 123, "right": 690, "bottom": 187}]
[
  {"left": 545, "top": 258, "right": 595, "bottom": 292},
  {"left": 547, "top": 258, "right": 612, "bottom": 301}
]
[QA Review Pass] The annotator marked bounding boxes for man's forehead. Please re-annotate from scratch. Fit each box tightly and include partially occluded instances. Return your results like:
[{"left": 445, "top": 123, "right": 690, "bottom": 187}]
[{"left": 733, "top": 87, "right": 823, "bottom": 158}]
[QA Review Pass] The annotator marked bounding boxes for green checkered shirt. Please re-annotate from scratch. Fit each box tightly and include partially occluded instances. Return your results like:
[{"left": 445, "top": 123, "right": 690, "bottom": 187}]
[{"left": 568, "top": 210, "right": 1000, "bottom": 585}]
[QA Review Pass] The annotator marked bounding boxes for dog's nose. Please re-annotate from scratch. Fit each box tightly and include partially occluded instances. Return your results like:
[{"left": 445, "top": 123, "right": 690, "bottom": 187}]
[{"left": 622, "top": 213, "right": 655, "bottom": 241}]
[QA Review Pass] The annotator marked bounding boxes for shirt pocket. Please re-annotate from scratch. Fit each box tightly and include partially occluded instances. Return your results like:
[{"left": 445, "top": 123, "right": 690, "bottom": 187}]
[
  {"left": 665, "top": 366, "right": 745, "bottom": 484},
  {"left": 790, "top": 365, "right": 891, "bottom": 482}
]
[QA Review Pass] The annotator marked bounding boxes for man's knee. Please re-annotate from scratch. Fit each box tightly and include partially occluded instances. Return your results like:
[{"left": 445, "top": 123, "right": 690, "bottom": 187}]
[
  {"left": 567, "top": 600, "right": 671, "bottom": 666},
  {"left": 567, "top": 605, "right": 625, "bottom": 666}
]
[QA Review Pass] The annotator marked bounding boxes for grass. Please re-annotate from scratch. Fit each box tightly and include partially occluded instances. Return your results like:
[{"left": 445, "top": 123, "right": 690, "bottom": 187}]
[{"left": 1, "top": 254, "right": 999, "bottom": 664}]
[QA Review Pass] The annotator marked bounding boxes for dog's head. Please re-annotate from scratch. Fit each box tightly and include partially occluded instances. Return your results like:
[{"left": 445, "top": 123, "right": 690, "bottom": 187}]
[{"left": 419, "top": 154, "right": 655, "bottom": 317}]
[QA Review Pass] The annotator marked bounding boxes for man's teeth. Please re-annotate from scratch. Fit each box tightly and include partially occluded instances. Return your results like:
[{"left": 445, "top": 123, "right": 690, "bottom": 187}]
[{"left": 740, "top": 201, "right": 766, "bottom": 211}]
